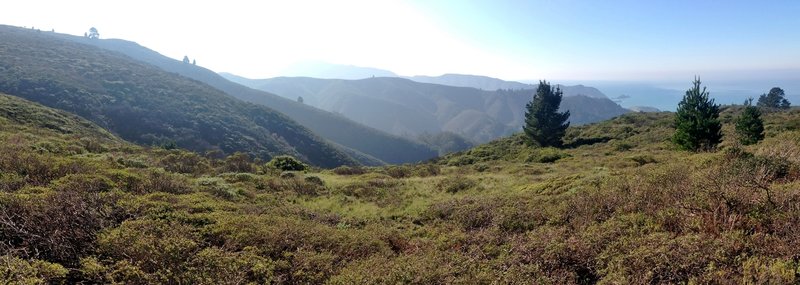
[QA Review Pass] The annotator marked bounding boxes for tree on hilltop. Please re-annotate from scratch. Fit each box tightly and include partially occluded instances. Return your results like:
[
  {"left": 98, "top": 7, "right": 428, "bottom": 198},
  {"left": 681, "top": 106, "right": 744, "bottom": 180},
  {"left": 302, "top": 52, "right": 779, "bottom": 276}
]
[
  {"left": 673, "top": 77, "right": 722, "bottom": 151},
  {"left": 757, "top": 87, "right": 790, "bottom": 109},
  {"left": 523, "top": 80, "right": 570, "bottom": 147},
  {"left": 87, "top": 27, "right": 99, "bottom": 39}
]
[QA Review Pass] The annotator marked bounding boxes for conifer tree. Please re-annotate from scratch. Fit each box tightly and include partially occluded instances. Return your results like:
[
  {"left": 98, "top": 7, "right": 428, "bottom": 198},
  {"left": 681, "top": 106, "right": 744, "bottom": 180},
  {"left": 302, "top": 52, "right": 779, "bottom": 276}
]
[
  {"left": 523, "top": 80, "right": 570, "bottom": 147},
  {"left": 757, "top": 87, "right": 790, "bottom": 109},
  {"left": 673, "top": 78, "right": 722, "bottom": 151},
  {"left": 735, "top": 98, "right": 764, "bottom": 145}
]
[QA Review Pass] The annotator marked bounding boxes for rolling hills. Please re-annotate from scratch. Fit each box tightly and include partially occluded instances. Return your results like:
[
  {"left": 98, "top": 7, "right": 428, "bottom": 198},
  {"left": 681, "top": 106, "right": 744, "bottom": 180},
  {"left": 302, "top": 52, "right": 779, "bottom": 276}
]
[
  {"left": 58, "top": 34, "right": 437, "bottom": 165},
  {"left": 0, "top": 25, "right": 355, "bottom": 167},
  {"left": 4, "top": 92, "right": 800, "bottom": 283},
  {"left": 223, "top": 75, "right": 630, "bottom": 143}
]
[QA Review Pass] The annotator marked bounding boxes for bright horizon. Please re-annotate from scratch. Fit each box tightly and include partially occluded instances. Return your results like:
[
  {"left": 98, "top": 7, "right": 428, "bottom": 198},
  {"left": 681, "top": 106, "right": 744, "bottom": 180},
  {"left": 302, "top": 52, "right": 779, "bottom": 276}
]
[{"left": 4, "top": 0, "right": 800, "bottom": 81}]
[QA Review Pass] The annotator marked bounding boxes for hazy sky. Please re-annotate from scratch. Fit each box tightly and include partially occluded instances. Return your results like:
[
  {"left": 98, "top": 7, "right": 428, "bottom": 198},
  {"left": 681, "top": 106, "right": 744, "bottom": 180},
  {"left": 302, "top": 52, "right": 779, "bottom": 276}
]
[{"left": 5, "top": 0, "right": 800, "bottom": 80}]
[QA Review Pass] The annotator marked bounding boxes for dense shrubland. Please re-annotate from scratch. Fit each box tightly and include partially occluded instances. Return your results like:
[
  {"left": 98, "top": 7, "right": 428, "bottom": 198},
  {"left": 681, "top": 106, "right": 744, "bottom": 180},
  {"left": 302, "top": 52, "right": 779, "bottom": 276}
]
[{"left": 3, "top": 92, "right": 800, "bottom": 283}]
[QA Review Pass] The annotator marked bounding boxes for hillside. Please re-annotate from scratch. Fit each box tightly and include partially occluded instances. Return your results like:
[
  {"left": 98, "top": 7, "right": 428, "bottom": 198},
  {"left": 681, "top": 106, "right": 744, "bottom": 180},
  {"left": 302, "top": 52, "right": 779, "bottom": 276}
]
[
  {"left": 0, "top": 25, "right": 357, "bottom": 167},
  {"left": 0, "top": 93, "right": 120, "bottom": 144},
  {"left": 62, "top": 35, "right": 436, "bottom": 165},
  {"left": 4, "top": 99, "right": 800, "bottom": 283},
  {"left": 224, "top": 75, "right": 629, "bottom": 143}
]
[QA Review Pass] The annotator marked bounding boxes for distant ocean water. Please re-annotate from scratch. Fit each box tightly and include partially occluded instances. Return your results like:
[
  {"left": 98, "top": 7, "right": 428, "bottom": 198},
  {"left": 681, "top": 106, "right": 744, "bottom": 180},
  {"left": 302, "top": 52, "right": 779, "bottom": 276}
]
[{"left": 555, "top": 79, "right": 800, "bottom": 111}]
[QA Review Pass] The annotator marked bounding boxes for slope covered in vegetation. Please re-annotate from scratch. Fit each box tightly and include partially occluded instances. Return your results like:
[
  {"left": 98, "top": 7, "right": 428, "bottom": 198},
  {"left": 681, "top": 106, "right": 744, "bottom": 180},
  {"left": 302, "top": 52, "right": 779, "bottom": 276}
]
[
  {"left": 4, "top": 93, "right": 800, "bottom": 283},
  {"left": 0, "top": 25, "right": 355, "bottom": 167},
  {"left": 60, "top": 35, "right": 437, "bottom": 165}
]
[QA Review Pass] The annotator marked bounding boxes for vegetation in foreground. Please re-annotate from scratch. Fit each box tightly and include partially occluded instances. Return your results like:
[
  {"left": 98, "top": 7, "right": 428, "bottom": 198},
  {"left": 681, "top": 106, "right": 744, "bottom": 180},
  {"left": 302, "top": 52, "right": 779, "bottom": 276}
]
[{"left": 3, "top": 91, "right": 800, "bottom": 284}]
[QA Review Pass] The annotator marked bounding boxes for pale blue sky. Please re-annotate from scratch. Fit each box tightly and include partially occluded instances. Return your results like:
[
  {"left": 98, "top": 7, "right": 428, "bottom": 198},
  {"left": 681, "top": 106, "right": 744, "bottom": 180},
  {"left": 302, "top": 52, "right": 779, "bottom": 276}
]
[{"left": 4, "top": 0, "right": 800, "bottom": 80}]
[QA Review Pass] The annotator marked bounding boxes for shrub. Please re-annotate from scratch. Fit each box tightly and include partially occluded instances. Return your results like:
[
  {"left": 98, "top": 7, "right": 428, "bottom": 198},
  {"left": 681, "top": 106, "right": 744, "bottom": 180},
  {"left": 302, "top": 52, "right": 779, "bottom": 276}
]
[
  {"left": 614, "top": 141, "right": 634, "bottom": 152},
  {"left": 436, "top": 176, "right": 477, "bottom": 193},
  {"left": 0, "top": 255, "right": 68, "bottom": 284},
  {"left": 333, "top": 165, "right": 367, "bottom": 175},
  {"left": 526, "top": 147, "right": 569, "bottom": 163},
  {"left": 304, "top": 176, "right": 325, "bottom": 186},
  {"left": 266, "top": 155, "right": 307, "bottom": 172},
  {"left": 222, "top": 152, "right": 257, "bottom": 173},
  {"left": 628, "top": 155, "right": 657, "bottom": 166},
  {"left": 97, "top": 219, "right": 200, "bottom": 283},
  {"left": 159, "top": 152, "right": 211, "bottom": 175},
  {"left": 0, "top": 190, "right": 118, "bottom": 265}
]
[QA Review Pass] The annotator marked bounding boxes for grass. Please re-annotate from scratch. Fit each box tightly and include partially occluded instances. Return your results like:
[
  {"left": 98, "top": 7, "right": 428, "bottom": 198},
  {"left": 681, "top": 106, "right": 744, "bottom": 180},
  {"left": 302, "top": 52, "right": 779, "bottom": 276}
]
[{"left": 3, "top": 92, "right": 800, "bottom": 283}]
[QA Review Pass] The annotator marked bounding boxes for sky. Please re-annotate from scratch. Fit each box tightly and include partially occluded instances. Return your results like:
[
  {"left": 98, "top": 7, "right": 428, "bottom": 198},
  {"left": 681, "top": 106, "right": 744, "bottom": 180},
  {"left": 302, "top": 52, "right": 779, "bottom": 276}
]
[{"left": 4, "top": 0, "right": 800, "bottom": 81}]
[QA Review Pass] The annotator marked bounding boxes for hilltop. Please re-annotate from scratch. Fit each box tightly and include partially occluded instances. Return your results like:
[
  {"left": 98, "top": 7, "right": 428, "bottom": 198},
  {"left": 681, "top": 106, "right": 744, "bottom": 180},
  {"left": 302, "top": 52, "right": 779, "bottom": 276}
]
[{"left": 0, "top": 25, "right": 356, "bottom": 167}]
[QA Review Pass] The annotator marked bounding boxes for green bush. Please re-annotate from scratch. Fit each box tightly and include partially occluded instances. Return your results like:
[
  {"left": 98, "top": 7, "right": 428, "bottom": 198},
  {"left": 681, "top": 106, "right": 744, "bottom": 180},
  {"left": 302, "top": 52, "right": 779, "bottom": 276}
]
[
  {"left": 333, "top": 165, "right": 367, "bottom": 175},
  {"left": 266, "top": 155, "right": 307, "bottom": 172},
  {"left": 0, "top": 255, "right": 68, "bottom": 284},
  {"left": 526, "top": 147, "right": 569, "bottom": 163},
  {"left": 436, "top": 176, "right": 477, "bottom": 193}
]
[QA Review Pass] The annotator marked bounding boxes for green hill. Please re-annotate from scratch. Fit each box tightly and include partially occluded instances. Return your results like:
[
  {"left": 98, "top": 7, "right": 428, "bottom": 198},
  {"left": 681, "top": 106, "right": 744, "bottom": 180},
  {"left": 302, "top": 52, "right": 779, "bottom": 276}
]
[
  {"left": 3, "top": 93, "right": 800, "bottom": 283},
  {"left": 59, "top": 35, "right": 436, "bottom": 165},
  {"left": 224, "top": 75, "right": 630, "bottom": 143},
  {"left": 0, "top": 25, "right": 355, "bottom": 167}
]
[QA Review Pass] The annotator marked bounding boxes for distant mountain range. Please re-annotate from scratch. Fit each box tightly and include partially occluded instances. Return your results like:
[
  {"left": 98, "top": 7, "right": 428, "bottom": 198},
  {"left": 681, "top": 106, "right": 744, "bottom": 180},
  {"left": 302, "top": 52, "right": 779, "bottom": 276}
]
[
  {"left": 407, "top": 74, "right": 608, "bottom": 99},
  {"left": 223, "top": 75, "right": 629, "bottom": 143},
  {"left": 278, "top": 61, "right": 398, "bottom": 80},
  {"left": 59, "top": 34, "right": 437, "bottom": 165}
]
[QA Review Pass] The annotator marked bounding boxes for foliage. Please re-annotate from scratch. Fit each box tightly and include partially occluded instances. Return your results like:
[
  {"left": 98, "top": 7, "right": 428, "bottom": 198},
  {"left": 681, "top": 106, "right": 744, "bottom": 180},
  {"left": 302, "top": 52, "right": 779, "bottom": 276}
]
[
  {"left": 524, "top": 80, "right": 570, "bottom": 147},
  {"left": 266, "top": 155, "right": 307, "bottom": 171},
  {"left": 673, "top": 78, "right": 723, "bottom": 151},
  {"left": 736, "top": 98, "right": 765, "bottom": 145},
  {"left": 417, "top": 131, "right": 475, "bottom": 155},
  {"left": 0, "top": 25, "right": 355, "bottom": 168},
  {"left": 87, "top": 27, "right": 99, "bottom": 39},
  {"left": 757, "top": 87, "right": 791, "bottom": 109}
]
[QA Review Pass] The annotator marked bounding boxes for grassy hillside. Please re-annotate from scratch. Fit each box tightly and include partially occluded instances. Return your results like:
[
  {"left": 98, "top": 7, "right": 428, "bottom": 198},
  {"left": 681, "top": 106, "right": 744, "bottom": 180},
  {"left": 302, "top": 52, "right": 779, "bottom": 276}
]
[
  {"left": 226, "top": 75, "right": 629, "bottom": 143},
  {"left": 0, "top": 25, "right": 355, "bottom": 167},
  {"left": 5, "top": 92, "right": 800, "bottom": 283},
  {"left": 60, "top": 36, "right": 437, "bottom": 165}
]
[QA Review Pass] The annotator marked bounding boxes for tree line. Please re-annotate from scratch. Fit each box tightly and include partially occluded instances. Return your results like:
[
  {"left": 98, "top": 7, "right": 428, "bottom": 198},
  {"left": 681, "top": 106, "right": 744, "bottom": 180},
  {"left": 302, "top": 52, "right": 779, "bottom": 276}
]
[{"left": 523, "top": 79, "right": 791, "bottom": 150}]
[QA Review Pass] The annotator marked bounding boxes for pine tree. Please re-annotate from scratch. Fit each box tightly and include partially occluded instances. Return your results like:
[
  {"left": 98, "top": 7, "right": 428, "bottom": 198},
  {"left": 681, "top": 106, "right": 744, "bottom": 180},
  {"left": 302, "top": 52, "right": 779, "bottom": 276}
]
[
  {"left": 673, "top": 78, "right": 722, "bottom": 151},
  {"left": 523, "top": 80, "right": 570, "bottom": 147},
  {"left": 735, "top": 98, "right": 764, "bottom": 145}
]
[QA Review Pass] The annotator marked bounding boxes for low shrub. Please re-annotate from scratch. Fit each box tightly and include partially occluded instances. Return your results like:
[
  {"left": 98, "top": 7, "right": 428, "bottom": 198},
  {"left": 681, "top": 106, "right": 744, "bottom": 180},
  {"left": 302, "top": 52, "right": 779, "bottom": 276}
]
[
  {"left": 526, "top": 147, "right": 569, "bottom": 163},
  {"left": 0, "top": 255, "right": 68, "bottom": 284},
  {"left": 266, "top": 156, "right": 307, "bottom": 172},
  {"left": 332, "top": 165, "right": 367, "bottom": 175},
  {"left": 436, "top": 176, "right": 477, "bottom": 193}
]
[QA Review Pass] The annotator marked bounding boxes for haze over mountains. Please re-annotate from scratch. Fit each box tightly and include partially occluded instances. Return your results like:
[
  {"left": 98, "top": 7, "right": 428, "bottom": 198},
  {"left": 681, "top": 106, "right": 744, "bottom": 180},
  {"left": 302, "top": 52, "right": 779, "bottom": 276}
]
[
  {"left": 47, "top": 30, "right": 438, "bottom": 165},
  {"left": 223, "top": 73, "right": 629, "bottom": 143}
]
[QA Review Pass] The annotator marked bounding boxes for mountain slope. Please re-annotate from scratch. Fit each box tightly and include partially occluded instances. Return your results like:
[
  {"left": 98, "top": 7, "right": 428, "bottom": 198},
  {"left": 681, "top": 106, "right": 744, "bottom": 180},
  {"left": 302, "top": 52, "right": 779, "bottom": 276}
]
[
  {"left": 0, "top": 25, "right": 355, "bottom": 167},
  {"left": 66, "top": 36, "right": 436, "bottom": 165},
  {"left": 226, "top": 75, "right": 629, "bottom": 143},
  {"left": 0, "top": 93, "right": 120, "bottom": 144}
]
